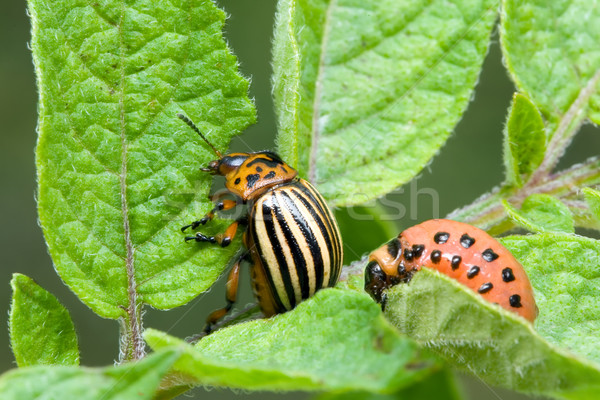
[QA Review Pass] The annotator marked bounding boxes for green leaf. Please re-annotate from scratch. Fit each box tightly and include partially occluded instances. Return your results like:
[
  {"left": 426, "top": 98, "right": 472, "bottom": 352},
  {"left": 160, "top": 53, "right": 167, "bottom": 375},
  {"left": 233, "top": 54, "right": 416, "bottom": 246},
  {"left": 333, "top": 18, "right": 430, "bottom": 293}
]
[
  {"left": 383, "top": 267, "right": 600, "bottom": 399},
  {"left": 272, "top": 0, "right": 302, "bottom": 169},
  {"left": 272, "top": 0, "right": 498, "bottom": 206},
  {"left": 313, "top": 367, "right": 464, "bottom": 400},
  {"left": 31, "top": 0, "right": 255, "bottom": 322},
  {"left": 145, "top": 288, "right": 437, "bottom": 393},
  {"left": 500, "top": 1, "right": 600, "bottom": 125},
  {"left": 335, "top": 203, "right": 398, "bottom": 264},
  {"left": 503, "top": 194, "right": 575, "bottom": 233},
  {"left": 0, "top": 350, "right": 179, "bottom": 400},
  {"left": 583, "top": 187, "right": 600, "bottom": 222},
  {"left": 502, "top": 234, "right": 600, "bottom": 366},
  {"left": 9, "top": 274, "right": 79, "bottom": 367},
  {"left": 503, "top": 93, "right": 546, "bottom": 187}
]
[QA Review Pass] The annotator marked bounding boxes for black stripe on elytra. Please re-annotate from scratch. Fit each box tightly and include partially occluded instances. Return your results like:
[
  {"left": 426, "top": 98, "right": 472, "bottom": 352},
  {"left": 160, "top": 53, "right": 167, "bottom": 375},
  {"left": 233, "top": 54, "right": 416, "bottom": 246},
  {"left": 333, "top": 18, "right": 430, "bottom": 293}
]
[
  {"left": 249, "top": 207, "right": 286, "bottom": 313},
  {"left": 299, "top": 180, "right": 341, "bottom": 279},
  {"left": 281, "top": 190, "right": 324, "bottom": 295},
  {"left": 260, "top": 196, "right": 297, "bottom": 309},
  {"left": 297, "top": 182, "right": 341, "bottom": 285},
  {"left": 290, "top": 187, "right": 330, "bottom": 290},
  {"left": 275, "top": 192, "right": 310, "bottom": 299}
]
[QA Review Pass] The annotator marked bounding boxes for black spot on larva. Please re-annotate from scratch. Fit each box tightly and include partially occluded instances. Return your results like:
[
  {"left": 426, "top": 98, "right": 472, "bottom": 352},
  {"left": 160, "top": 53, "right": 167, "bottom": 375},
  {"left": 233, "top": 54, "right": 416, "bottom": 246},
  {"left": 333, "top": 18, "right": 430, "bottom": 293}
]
[
  {"left": 466, "top": 265, "right": 480, "bottom": 279},
  {"left": 281, "top": 166, "right": 288, "bottom": 173},
  {"left": 264, "top": 171, "right": 276, "bottom": 179},
  {"left": 403, "top": 248, "right": 414, "bottom": 261},
  {"left": 397, "top": 262, "right": 406, "bottom": 276},
  {"left": 460, "top": 234, "right": 475, "bottom": 248},
  {"left": 430, "top": 250, "right": 442, "bottom": 263},
  {"left": 434, "top": 232, "right": 450, "bottom": 244},
  {"left": 509, "top": 294, "right": 522, "bottom": 308},
  {"left": 234, "top": 177, "right": 241, "bottom": 185},
  {"left": 387, "top": 238, "right": 401, "bottom": 258},
  {"left": 502, "top": 268, "right": 515, "bottom": 282},
  {"left": 246, "top": 174, "right": 260, "bottom": 189},
  {"left": 256, "top": 166, "right": 263, "bottom": 172},
  {"left": 482, "top": 248, "right": 499, "bottom": 262},
  {"left": 412, "top": 244, "right": 425, "bottom": 258},
  {"left": 478, "top": 282, "right": 493, "bottom": 294},
  {"left": 451, "top": 255, "right": 461, "bottom": 270}
]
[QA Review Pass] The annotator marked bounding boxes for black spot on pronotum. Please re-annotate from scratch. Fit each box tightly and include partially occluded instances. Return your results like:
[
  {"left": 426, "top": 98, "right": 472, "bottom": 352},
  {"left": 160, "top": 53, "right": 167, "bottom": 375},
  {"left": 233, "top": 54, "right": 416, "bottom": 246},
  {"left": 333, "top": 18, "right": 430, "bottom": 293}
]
[
  {"left": 451, "top": 255, "right": 461, "bottom": 270},
  {"left": 387, "top": 238, "right": 401, "bottom": 258},
  {"left": 460, "top": 234, "right": 475, "bottom": 248},
  {"left": 502, "top": 267, "right": 515, "bottom": 282},
  {"left": 247, "top": 157, "right": 281, "bottom": 168},
  {"left": 430, "top": 250, "right": 441, "bottom": 263},
  {"left": 264, "top": 171, "right": 276, "bottom": 179},
  {"left": 256, "top": 166, "right": 263, "bottom": 172},
  {"left": 482, "top": 248, "right": 499, "bottom": 262},
  {"left": 246, "top": 174, "right": 260, "bottom": 189},
  {"left": 412, "top": 244, "right": 425, "bottom": 257},
  {"left": 509, "top": 294, "right": 522, "bottom": 308},
  {"left": 478, "top": 282, "right": 493, "bottom": 294},
  {"left": 434, "top": 232, "right": 450, "bottom": 244},
  {"left": 466, "top": 265, "right": 480, "bottom": 279},
  {"left": 403, "top": 248, "right": 414, "bottom": 261},
  {"left": 234, "top": 177, "right": 241, "bottom": 185}
]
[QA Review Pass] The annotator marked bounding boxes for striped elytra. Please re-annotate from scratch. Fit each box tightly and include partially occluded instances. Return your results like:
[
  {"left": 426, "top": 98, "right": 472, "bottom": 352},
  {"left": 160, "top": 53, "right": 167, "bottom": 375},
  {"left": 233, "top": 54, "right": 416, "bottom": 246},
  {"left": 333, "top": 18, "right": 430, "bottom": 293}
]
[
  {"left": 365, "top": 219, "right": 537, "bottom": 322},
  {"left": 177, "top": 114, "right": 343, "bottom": 335},
  {"left": 248, "top": 179, "right": 342, "bottom": 315}
]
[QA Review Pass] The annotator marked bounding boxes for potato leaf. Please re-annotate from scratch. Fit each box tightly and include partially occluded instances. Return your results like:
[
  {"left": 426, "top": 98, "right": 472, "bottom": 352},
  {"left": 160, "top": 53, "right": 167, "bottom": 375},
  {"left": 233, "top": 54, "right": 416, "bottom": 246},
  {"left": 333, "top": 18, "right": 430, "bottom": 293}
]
[
  {"left": 272, "top": 0, "right": 498, "bottom": 205},
  {"left": 31, "top": 0, "right": 255, "bottom": 322},
  {"left": 0, "top": 350, "right": 178, "bottom": 400},
  {"left": 503, "top": 194, "right": 574, "bottom": 233},
  {"left": 9, "top": 274, "right": 79, "bottom": 367},
  {"left": 146, "top": 288, "right": 437, "bottom": 393}
]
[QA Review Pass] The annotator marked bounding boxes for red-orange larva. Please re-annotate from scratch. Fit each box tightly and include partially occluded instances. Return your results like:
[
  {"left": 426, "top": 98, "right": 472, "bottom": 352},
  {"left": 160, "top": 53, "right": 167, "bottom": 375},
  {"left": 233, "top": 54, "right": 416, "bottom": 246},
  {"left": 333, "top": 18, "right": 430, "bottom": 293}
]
[{"left": 364, "top": 219, "right": 537, "bottom": 322}]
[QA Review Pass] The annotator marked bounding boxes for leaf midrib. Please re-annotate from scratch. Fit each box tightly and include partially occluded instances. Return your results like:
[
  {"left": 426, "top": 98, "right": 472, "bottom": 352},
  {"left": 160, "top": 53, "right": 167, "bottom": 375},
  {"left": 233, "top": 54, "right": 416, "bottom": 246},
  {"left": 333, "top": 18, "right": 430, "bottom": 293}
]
[{"left": 116, "top": 0, "right": 142, "bottom": 360}]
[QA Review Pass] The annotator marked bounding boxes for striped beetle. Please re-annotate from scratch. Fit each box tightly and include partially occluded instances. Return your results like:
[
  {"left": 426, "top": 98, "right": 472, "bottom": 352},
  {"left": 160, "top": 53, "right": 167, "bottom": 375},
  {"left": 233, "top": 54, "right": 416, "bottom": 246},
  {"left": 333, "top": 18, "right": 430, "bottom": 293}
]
[{"left": 178, "top": 114, "right": 343, "bottom": 334}]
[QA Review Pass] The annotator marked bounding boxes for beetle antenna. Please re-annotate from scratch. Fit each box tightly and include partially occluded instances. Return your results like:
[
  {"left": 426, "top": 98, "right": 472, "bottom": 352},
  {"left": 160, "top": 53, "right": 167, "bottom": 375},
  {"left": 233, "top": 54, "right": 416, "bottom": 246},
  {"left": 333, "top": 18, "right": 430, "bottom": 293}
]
[{"left": 177, "top": 113, "right": 223, "bottom": 159}]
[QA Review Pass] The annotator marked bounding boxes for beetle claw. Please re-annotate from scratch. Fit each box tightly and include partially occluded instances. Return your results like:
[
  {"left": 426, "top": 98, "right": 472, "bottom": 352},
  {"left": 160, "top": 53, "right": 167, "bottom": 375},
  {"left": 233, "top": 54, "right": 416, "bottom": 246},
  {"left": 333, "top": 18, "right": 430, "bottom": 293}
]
[{"left": 185, "top": 232, "right": 216, "bottom": 243}]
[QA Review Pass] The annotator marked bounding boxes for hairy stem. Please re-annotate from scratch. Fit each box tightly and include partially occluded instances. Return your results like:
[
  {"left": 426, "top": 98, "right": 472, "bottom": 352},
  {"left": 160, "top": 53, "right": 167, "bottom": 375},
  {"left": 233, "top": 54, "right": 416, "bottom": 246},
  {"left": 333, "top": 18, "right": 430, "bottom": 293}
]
[
  {"left": 447, "top": 68, "right": 600, "bottom": 234},
  {"left": 118, "top": 1, "right": 144, "bottom": 362},
  {"left": 448, "top": 156, "right": 600, "bottom": 232}
]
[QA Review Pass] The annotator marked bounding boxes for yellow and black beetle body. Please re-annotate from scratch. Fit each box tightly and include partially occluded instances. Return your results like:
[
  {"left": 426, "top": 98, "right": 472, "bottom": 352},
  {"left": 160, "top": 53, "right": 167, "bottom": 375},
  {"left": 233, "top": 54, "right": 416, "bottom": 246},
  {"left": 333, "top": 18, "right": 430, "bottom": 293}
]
[{"left": 178, "top": 114, "right": 343, "bottom": 334}]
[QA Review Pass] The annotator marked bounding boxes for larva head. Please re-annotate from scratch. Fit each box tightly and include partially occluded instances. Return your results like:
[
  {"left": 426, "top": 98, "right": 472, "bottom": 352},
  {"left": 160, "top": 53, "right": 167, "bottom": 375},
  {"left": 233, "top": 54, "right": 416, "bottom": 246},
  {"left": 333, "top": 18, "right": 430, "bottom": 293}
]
[{"left": 364, "top": 237, "right": 417, "bottom": 303}]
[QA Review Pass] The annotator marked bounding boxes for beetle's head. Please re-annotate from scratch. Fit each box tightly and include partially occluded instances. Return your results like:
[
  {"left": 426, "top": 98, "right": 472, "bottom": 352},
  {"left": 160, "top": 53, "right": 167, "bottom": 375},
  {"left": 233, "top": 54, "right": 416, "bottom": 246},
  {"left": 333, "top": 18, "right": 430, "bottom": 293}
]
[{"left": 201, "top": 154, "right": 249, "bottom": 176}]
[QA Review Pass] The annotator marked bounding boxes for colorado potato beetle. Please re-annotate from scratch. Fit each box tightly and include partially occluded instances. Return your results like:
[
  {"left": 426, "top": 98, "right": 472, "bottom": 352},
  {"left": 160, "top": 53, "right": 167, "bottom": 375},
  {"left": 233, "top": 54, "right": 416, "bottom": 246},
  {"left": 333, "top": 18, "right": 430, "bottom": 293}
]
[
  {"left": 178, "top": 114, "right": 343, "bottom": 334},
  {"left": 364, "top": 219, "right": 537, "bottom": 322}
]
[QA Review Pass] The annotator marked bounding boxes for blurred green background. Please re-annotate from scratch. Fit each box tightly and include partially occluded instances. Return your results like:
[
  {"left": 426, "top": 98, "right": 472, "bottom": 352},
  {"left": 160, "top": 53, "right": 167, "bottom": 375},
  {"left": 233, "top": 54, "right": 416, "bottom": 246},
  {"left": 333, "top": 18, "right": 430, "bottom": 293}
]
[{"left": 1, "top": 1, "right": 599, "bottom": 399}]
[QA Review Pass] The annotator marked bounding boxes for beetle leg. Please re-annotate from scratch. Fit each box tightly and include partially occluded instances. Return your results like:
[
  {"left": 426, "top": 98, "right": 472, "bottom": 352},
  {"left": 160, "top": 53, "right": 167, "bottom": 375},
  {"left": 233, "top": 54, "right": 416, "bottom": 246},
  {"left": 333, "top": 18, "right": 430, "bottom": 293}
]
[
  {"left": 185, "top": 218, "right": 242, "bottom": 247},
  {"left": 203, "top": 251, "right": 249, "bottom": 335},
  {"left": 181, "top": 199, "right": 238, "bottom": 232}
]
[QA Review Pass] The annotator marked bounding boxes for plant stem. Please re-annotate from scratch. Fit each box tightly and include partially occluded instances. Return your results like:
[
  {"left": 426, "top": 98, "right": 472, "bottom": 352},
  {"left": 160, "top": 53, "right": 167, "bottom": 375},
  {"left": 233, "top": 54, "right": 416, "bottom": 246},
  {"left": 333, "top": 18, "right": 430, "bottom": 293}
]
[{"left": 448, "top": 156, "right": 600, "bottom": 232}]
